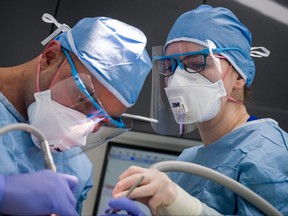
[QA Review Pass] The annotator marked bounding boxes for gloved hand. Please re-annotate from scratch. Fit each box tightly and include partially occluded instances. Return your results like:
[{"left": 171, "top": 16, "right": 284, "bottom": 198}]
[
  {"left": 113, "top": 166, "right": 178, "bottom": 216},
  {"left": 0, "top": 169, "right": 79, "bottom": 216},
  {"left": 112, "top": 166, "right": 204, "bottom": 216},
  {"left": 102, "top": 197, "right": 145, "bottom": 216}
]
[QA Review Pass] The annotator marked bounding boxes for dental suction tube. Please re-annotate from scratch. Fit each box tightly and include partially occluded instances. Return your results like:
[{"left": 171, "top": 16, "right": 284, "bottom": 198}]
[
  {"left": 0, "top": 123, "right": 56, "bottom": 172},
  {"left": 150, "top": 161, "right": 282, "bottom": 216}
]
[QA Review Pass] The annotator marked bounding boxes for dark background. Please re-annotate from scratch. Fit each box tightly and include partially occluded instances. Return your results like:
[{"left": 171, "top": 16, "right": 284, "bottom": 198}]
[{"left": 1, "top": 0, "right": 287, "bottom": 141}]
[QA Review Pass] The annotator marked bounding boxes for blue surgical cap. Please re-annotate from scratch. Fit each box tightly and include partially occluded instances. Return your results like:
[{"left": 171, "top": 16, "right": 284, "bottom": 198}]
[
  {"left": 165, "top": 5, "right": 255, "bottom": 87},
  {"left": 55, "top": 17, "right": 152, "bottom": 107}
]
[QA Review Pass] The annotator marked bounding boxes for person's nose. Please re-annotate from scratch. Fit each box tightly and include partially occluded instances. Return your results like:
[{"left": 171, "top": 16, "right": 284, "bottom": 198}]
[{"left": 91, "top": 118, "right": 108, "bottom": 133}]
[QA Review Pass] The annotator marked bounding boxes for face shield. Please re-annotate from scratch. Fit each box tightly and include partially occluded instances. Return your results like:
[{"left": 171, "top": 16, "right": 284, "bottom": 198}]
[
  {"left": 150, "top": 45, "right": 196, "bottom": 136},
  {"left": 150, "top": 41, "right": 243, "bottom": 135},
  {"left": 50, "top": 73, "right": 122, "bottom": 129},
  {"left": 55, "top": 70, "right": 132, "bottom": 152},
  {"left": 62, "top": 49, "right": 127, "bottom": 128},
  {"left": 60, "top": 49, "right": 132, "bottom": 146},
  {"left": 28, "top": 49, "right": 132, "bottom": 152}
]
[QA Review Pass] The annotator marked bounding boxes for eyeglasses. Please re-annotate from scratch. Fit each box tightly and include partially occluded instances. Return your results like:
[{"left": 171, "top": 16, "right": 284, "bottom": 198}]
[
  {"left": 153, "top": 47, "right": 244, "bottom": 77},
  {"left": 62, "top": 48, "right": 126, "bottom": 129}
]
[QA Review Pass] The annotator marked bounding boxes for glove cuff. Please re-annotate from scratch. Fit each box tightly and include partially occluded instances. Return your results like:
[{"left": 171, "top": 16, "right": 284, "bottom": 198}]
[{"left": 159, "top": 184, "right": 202, "bottom": 215}]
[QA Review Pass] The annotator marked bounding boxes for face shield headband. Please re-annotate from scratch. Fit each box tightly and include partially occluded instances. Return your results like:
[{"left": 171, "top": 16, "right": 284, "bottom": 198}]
[{"left": 62, "top": 48, "right": 126, "bottom": 129}]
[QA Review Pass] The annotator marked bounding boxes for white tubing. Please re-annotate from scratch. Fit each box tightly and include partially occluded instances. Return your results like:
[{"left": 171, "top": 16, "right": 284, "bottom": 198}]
[
  {"left": 0, "top": 123, "right": 56, "bottom": 172},
  {"left": 150, "top": 161, "right": 282, "bottom": 216}
]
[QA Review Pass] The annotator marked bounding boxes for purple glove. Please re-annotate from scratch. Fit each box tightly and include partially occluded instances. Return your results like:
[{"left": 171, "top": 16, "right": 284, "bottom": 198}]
[
  {"left": 103, "top": 197, "right": 145, "bottom": 216},
  {"left": 0, "top": 169, "right": 79, "bottom": 216}
]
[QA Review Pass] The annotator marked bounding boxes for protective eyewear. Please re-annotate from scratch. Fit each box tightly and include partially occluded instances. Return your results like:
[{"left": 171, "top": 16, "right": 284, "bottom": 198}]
[
  {"left": 153, "top": 47, "right": 243, "bottom": 77},
  {"left": 62, "top": 48, "right": 126, "bottom": 129}
]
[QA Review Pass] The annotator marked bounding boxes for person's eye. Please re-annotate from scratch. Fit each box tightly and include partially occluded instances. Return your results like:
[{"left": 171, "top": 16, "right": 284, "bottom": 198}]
[
  {"left": 184, "top": 61, "right": 205, "bottom": 72},
  {"left": 78, "top": 91, "right": 95, "bottom": 103},
  {"left": 157, "top": 60, "right": 174, "bottom": 75},
  {"left": 78, "top": 98, "right": 86, "bottom": 104},
  {"left": 183, "top": 55, "right": 205, "bottom": 72},
  {"left": 165, "top": 66, "right": 173, "bottom": 73},
  {"left": 162, "top": 62, "right": 171, "bottom": 71},
  {"left": 190, "top": 62, "right": 204, "bottom": 69}
]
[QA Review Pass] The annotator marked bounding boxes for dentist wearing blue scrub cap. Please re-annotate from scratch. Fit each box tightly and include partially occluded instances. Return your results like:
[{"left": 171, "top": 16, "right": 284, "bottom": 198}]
[
  {"left": 108, "top": 4, "right": 288, "bottom": 216},
  {"left": 0, "top": 13, "right": 151, "bottom": 215}
]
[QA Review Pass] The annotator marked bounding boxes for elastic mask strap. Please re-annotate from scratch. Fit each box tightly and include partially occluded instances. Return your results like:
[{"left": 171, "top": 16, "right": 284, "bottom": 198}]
[
  {"left": 36, "top": 54, "right": 68, "bottom": 92},
  {"left": 36, "top": 55, "right": 42, "bottom": 92},
  {"left": 41, "top": 13, "right": 71, "bottom": 46},
  {"left": 206, "top": 41, "right": 243, "bottom": 105},
  {"left": 49, "top": 58, "right": 68, "bottom": 88},
  {"left": 222, "top": 64, "right": 232, "bottom": 81},
  {"left": 221, "top": 64, "right": 243, "bottom": 105},
  {"left": 226, "top": 96, "right": 243, "bottom": 105}
]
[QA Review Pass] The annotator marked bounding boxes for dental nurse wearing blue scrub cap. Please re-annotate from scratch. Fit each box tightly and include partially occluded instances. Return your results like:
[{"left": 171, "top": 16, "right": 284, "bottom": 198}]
[
  {"left": 0, "top": 13, "right": 151, "bottom": 215},
  {"left": 109, "top": 5, "right": 288, "bottom": 216}
]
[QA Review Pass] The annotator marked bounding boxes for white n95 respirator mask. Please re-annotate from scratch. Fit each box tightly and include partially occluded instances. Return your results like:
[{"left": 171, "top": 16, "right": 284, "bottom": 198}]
[
  {"left": 164, "top": 67, "right": 227, "bottom": 124},
  {"left": 27, "top": 90, "right": 95, "bottom": 152}
]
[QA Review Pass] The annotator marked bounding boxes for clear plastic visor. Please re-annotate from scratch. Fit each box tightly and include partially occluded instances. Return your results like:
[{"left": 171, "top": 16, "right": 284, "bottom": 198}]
[
  {"left": 150, "top": 44, "right": 234, "bottom": 135},
  {"left": 150, "top": 46, "right": 197, "bottom": 135},
  {"left": 62, "top": 48, "right": 129, "bottom": 129},
  {"left": 50, "top": 72, "right": 132, "bottom": 140}
]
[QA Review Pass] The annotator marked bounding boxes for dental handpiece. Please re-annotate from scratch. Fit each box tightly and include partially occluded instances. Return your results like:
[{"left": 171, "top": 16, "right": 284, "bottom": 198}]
[{"left": 125, "top": 175, "right": 145, "bottom": 197}]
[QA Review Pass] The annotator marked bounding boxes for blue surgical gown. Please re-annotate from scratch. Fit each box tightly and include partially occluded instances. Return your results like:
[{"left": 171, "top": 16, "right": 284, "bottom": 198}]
[
  {"left": 0, "top": 92, "right": 93, "bottom": 213},
  {"left": 169, "top": 118, "right": 288, "bottom": 215}
]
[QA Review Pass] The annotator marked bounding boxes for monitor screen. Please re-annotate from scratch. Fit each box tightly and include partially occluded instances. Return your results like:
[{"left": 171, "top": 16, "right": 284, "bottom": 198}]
[{"left": 93, "top": 141, "right": 180, "bottom": 215}]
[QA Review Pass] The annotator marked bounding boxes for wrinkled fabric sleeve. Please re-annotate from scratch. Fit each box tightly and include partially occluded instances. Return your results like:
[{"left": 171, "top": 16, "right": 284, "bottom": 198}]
[
  {"left": 236, "top": 181, "right": 288, "bottom": 215},
  {"left": 236, "top": 130, "right": 288, "bottom": 215},
  {"left": 0, "top": 175, "right": 5, "bottom": 205},
  {"left": 76, "top": 172, "right": 93, "bottom": 214}
]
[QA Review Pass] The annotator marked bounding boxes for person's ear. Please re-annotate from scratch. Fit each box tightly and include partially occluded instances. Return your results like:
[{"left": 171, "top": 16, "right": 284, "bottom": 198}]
[
  {"left": 39, "top": 40, "right": 63, "bottom": 69},
  {"left": 234, "top": 74, "right": 246, "bottom": 89}
]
